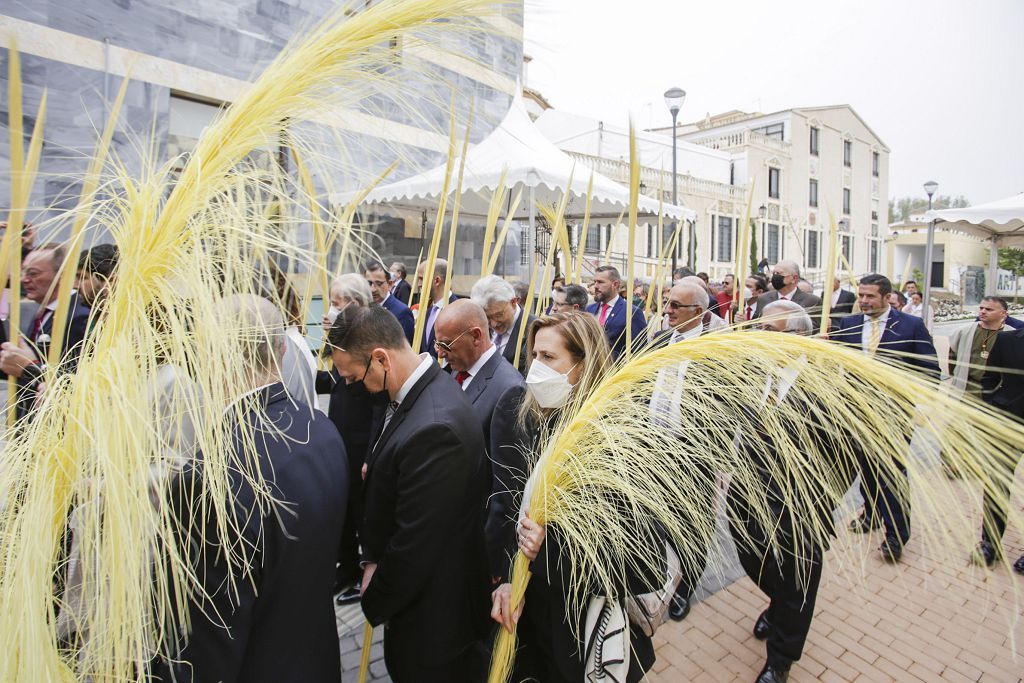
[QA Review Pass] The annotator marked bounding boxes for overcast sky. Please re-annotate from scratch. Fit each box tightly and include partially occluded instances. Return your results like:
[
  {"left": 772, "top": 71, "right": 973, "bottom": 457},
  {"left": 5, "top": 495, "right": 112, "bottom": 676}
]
[{"left": 523, "top": 0, "right": 1024, "bottom": 206}]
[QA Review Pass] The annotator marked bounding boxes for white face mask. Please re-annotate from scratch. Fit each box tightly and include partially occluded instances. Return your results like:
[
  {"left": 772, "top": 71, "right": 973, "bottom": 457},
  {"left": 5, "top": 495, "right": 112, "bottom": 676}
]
[
  {"left": 525, "top": 359, "right": 578, "bottom": 409},
  {"left": 743, "top": 287, "right": 753, "bottom": 300},
  {"left": 326, "top": 306, "right": 341, "bottom": 325}
]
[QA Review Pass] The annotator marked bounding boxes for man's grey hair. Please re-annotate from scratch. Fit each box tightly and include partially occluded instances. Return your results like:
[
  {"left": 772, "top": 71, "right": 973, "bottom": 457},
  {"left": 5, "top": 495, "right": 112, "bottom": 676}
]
[
  {"left": 330, "top": 273, "right": 371, "bottom": 307},
  {"left": 672, "top": 281, "right": 709, "bottom": 311},
  {"left": 471, "top": 275, "right": 517, "bottom": 308},
  {"left": 776, "top": 259, "right": 801, "bottom": 277},
  {"left": 762, "top": 299, "right": 813, "bottom": 335},
  {"left": 218, "top": 294, "right": 286, "bottom": 374}
]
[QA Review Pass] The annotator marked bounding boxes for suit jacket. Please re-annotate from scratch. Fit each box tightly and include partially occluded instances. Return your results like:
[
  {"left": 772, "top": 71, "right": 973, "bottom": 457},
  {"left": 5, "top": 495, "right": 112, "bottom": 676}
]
[
  {"left": 17, "top": 294, "right": 90, "bottom": 417},
  {"left": 1005, "top": 316, "right": 1024, "bottom": 330},
  {"left": 751, "top": 288, "right": 822, "bottom": 319},
  {"left": 382, "top": 294, "right": 415, "bottom": 344},
  {"left": 0, "top": 300, "right": 38, "bottom": 381},
  {"left": 586, "top": 297, "right": 647, "bottom": 360},
  {"left": 29, "top": 292, "right": 91, "bottom": 372},
  {"left": 421, "top": 293, "right": 459, "bottom": 358},
  {"left": 153, "top": 384, "right": 348, "bottom": 683},
  {"left": 832, "top": 308, "right": 938, "bottom": 374},
  {"left": 982, "top": 327, "right": 1024, "bottom": 418},
  {"left": 463, "top": 349, "right": 525, "bottom": 448},
  {"left": 501, "top": 310, "right": 537, "bottom": 376},
  {"left": 392, "top": 278, "right": 411, "bottom": 305},
  {"left": 315, "top": 370, "right": 387, "bottom": 473},
  {"left": 360, "top": 362, "right": 491, "bottom": 663}
]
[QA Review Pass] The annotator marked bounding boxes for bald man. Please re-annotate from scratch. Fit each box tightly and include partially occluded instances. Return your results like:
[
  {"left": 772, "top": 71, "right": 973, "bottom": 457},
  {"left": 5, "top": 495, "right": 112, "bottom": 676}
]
[
  {"left": 436, "top": 300, "right": 526, "bottom": 582},
  {"left": 433, "top": 299, "right": 524, "bottom": 448}
]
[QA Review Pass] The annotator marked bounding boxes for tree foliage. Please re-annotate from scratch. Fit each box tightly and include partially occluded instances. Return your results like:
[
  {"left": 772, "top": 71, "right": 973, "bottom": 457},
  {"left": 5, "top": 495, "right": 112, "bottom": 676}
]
[{"left": 888, "top": 194, "right": 970, "bottom": 223}]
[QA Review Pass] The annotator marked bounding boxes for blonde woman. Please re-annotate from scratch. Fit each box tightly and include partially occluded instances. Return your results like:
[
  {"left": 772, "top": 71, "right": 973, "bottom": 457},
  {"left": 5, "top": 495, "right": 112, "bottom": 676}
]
[{"left": 488, "top": 311, "right": 661, "bottom": 683}]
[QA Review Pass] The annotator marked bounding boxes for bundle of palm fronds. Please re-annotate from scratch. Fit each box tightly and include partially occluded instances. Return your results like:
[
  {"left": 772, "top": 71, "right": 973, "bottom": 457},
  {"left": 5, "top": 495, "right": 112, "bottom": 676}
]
[
  {"left": 0, "top": 1, "right": 505, "bottom": 680},
  {"left": 488, "top": 331, "right": 1024, "bottom": 682}
]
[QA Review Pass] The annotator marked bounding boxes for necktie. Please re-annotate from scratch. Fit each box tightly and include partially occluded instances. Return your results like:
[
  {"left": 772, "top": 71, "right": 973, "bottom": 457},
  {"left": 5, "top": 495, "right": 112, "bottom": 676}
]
[
  {"left": 599, "top": 303, "right": 610, "bottom": 326},
  {"left": 494, "top": 332, "right": 504, "bottom": 352},
  {"left": 455, "top": 370, "right": 470, "bottom": 386},
  {"left": 373, "top": 401, "right": 399, "bottom": 452},
  {"left": 30, "top": 309, "right": 48, "bottom": 341},
  {"left": 745, "top": 305, "right": 753, "bottom": 321},
  {"left": 868, "top": 318, "right": 882, "bottom": 355}
]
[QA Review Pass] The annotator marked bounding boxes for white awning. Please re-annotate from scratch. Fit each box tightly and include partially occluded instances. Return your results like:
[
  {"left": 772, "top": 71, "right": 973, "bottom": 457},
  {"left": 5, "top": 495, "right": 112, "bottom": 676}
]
[
  {"left": 926, "top": 192, "right": 1024, "bottom": 246},
  {"left": 332, "top": 94, "right": 695, "bottom": 223}
]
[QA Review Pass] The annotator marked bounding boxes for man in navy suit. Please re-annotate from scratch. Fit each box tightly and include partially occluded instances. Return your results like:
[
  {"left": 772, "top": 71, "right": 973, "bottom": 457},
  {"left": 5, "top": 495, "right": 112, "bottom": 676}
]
[
  {"left": 330, "top": 305, "right": 490, "bottom": 683},
  {"left": 832, "top": 273, "right": 937, "bottom": 562},
  {"left": 586, "top": 265, "right": 646, "bottom": 360},
  {"left": 152, "top": 295, "right": 348, "bottom": 683},
  {"left": 0, "top": 243, "right": 91, "bottom": 418},
  {"left": 365, "top": 260, "right": 415, "bottom": 343}
]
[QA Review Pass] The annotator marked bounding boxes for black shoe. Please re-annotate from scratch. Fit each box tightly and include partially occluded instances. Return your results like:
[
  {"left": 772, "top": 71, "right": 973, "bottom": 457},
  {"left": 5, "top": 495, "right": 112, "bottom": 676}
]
[
  {"left": 753, "top": 609, "right": 772, "bottom": 640},
  {"left": 880, "top": 536, "right": 903, "bottom": 563},
  {"left": 335, "top": 584, "right": 361, "bottom": 606},
  {"left": 668, "top": 594, "right": 691, "bottom": 622},
  {"left": 755, "top": 663, "right": 789, "bottom": 683},
  {"left": 849, "top": 513, "right": 881, "bottom": 534},
  {"left": 1014, "top": 555, "right": 1024, "bottom": 575},
  {"left": 972, "top": 541, "right": 999, "bottom": 567}
]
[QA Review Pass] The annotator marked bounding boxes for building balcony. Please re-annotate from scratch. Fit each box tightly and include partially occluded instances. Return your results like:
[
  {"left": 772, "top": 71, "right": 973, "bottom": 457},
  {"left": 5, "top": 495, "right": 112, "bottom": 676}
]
[
  {"left": 565, "top": 151, "right": 747, "bottom": 204},
  {"left": 687, "top": 129, "right": 792, "bottom": 155}
]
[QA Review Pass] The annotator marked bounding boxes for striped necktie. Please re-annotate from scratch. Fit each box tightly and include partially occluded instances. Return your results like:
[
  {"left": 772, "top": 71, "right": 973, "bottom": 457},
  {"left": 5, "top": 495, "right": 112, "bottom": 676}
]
[{"left": 868, "top": 318, "right": 882, "bottom": 355}]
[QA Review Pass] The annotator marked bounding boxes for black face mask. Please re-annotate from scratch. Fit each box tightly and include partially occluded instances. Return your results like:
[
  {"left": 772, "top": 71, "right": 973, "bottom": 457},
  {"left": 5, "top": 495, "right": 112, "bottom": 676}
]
[{"left": 771, "top": 274, "right": 787, "bottom": 291}]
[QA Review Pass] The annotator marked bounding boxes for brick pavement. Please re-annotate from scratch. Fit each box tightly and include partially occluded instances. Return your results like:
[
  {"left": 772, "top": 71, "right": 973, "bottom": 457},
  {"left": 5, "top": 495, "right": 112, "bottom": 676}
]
[{"left": 337, "top": 471, "right": 1023, "bottom": 682}]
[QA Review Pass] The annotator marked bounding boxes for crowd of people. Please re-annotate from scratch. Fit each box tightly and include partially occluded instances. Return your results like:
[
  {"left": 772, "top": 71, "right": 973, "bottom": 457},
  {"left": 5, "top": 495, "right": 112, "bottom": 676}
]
[{"left": 4, "top": 231, "right": 1022, "bottom": 683}]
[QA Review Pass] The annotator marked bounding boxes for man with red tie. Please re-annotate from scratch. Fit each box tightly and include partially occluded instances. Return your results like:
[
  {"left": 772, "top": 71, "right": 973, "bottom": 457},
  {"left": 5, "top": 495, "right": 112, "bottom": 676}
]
[
  {"left": 586, "top": 265, "right": 647, "bottom": 360},
  {"left": 433, "top": 299, "right": 524, "bottom": 449},
  {"left": 742, "top": 274, "right": 769, "bottom": 322},
  {"left": 0, "top": 243, "right": 91, "bottom": 418}
]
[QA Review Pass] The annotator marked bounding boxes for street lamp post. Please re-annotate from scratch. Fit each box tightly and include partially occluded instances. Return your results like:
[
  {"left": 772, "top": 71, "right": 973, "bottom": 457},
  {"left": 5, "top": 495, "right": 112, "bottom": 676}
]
[
  {"left": 664, "top": 86, "right": 686, "bottom": 277},
  {"left": 922, "top": 180, "right": 938, "bottom": 315}
]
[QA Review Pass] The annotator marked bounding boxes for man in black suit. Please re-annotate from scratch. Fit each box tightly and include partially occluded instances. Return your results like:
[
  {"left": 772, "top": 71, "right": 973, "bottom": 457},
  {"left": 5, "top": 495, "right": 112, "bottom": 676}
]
[
  {"left": 824, "top": 276, "right": 856, "bottom": 330},
  {"left": 389, "top": 261, "right": 412, "bottom": 305},
  {"left": 976, "top": 327, "right": 1024, "bottom": 573},
  {"left": 831, "top": 273, "right": 938, "bottom": 562},
  {"left": 152, "top": 295, "right": 348, "bottom": 683},
  {"left": 471, "top": 274, "right": 535, "bottom": 376},
  {"left": 0, "top": 243, "right": 91, "bottom": 418},
  {"left": 415, "top": 257, "right": 458, "bottom": 357},
  {"left": 330, "top": 305, "right": 490, "bottom": 683},
  {"left": 365, "top": 260, "right": 415, "bottom": 343},
  {"left": 752, "top": 260, "right": 821, "bottom": 319}
]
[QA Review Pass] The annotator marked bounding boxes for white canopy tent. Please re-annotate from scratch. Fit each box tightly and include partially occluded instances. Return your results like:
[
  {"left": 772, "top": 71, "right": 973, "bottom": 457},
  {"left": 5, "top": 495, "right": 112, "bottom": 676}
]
[
  {"left": 332, "top": 95, "right": 694, "bottom": 267},
  {"left": 923, "top": 192, "right": 1024, "bottom": 305}
]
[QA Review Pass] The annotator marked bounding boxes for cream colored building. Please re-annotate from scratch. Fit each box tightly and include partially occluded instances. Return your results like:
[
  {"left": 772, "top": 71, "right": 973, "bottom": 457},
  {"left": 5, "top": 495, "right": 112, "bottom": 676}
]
[
  {"left": 650, "top": 105, "right": 891, "bottom": 284},
  {"left": 886, "top": 214, "right": 994, "bottom": 303}
]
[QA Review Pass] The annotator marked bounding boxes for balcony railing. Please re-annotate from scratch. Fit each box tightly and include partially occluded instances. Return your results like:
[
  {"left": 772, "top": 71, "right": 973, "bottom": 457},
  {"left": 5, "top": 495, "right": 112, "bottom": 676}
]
[
  {"left": 688, "top": 129, "right": 792, "bottom": 154},
  {"left": 565, "top": 151, "right": 747, "bottom": 203}
]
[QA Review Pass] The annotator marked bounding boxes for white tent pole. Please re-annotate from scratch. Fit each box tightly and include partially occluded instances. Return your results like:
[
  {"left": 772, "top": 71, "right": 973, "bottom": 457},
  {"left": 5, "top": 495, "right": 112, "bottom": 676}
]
[
  {"left": 528, "top": 184, "right": 536, "bottom": 279},
  {"left": 988, "top": 236, "right": 999, "bottom": 296},
  {"left": 922, "top": 219, "right": 936, "bottom": 314}
]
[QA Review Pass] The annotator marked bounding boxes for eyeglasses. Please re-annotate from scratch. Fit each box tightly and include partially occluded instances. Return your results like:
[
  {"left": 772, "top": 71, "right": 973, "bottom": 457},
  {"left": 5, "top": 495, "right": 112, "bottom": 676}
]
[
  {"left": 434, "top": 327, "right": 472, "bottom": 353},
  {"left": 666, "top": 300, "right": 701, "bottom": 310}
]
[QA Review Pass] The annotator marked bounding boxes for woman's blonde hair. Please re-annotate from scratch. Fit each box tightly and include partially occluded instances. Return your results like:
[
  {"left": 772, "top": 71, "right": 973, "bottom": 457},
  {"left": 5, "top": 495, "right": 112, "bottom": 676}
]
[{"left": 518, "top": 311, "right": 611, "bottom": 431}]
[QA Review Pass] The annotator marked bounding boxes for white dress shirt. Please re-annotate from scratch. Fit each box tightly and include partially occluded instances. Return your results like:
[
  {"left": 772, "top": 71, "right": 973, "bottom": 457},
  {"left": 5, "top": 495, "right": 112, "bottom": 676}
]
[
  {"left": 860, "top": 306, "right": 891, "bottom": 353},
  {"left": 460, "top": 345, "right": 496, "bottom": 390},
  {"left": 394, "top": 353, "right": 433, "bottom": 406},
  {"left": 492, "top": 305, "right": 522, "bottom": 355}
]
